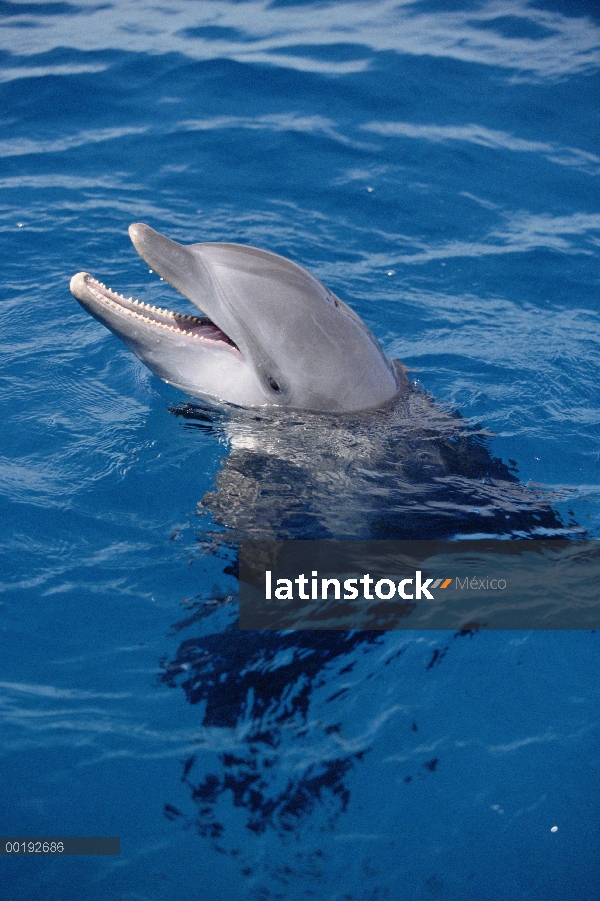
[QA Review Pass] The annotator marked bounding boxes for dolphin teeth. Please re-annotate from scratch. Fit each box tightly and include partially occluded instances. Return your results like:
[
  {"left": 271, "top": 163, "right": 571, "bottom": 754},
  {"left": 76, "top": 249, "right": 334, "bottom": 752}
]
[{"left": 82, "top": 274, "right": 237, "bottom": 348}]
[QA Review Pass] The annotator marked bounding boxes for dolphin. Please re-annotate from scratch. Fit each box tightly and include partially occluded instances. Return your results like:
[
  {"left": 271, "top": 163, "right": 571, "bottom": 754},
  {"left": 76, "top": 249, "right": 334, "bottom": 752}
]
[{"left": 70, "top": 224, "right": 404, "bottom": 412}]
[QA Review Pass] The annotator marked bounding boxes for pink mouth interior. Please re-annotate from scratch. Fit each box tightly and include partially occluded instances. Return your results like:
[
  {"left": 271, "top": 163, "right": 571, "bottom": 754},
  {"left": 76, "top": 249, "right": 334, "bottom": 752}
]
[{"left": 177, "top": 316, "right": 238, "bottom": 347}]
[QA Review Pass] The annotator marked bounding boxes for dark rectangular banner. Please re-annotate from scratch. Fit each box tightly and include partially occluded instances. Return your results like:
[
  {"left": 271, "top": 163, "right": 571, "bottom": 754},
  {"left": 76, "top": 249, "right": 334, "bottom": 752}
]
[
  {"left": 0, "top": 837, "right": 120, "bottom": 855},
  {"left": 239, "top": 540, "right": 600, "bottom": 630}
]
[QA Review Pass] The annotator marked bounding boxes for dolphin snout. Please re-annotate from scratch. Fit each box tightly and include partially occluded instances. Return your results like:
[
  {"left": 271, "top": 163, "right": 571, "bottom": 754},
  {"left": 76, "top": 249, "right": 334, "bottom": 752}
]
[{"left": 70, "top": 271, "right": 91, "bottom": 302}]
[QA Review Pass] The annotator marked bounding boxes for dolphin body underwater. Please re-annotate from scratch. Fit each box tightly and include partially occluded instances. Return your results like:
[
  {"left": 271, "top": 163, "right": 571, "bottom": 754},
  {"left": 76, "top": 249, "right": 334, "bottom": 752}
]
[{"left": 71, "top": 223, "right": 570, "bottom": 540}]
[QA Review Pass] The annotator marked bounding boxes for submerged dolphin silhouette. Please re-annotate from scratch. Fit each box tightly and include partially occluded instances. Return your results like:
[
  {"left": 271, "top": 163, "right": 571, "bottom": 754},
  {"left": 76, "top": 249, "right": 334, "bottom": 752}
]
[{"left": 70, "top": 224, "right": 403, "bottom": 412}]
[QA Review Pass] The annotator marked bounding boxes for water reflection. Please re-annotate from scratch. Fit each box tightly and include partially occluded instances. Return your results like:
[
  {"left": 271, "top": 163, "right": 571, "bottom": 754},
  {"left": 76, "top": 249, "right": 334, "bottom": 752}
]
[{"left": 158, "top": 388, "right": 576, "bottom": 855}]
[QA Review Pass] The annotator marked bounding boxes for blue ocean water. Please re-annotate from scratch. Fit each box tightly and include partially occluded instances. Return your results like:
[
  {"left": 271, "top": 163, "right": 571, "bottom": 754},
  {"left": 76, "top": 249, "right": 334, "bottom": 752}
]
[{"left": 1, "top": 1, "right": 599, "bottom": 898}]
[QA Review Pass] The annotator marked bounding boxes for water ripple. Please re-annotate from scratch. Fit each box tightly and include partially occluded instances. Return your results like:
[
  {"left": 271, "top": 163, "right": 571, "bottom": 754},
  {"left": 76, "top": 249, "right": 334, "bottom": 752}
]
[{"left": 0, "top": 0, "right": 598, "bottom": 80}]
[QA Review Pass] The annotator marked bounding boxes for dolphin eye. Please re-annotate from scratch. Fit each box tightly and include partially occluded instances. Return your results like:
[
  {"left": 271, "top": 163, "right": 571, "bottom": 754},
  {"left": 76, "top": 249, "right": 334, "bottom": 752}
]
[{"left": 268, "top": 378, "right": 280, "bottom": 392}]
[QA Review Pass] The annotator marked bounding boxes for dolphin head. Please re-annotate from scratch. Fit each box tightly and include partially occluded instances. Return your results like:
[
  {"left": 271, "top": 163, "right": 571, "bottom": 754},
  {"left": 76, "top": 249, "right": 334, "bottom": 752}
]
[{"left": 70, "top": 223, "right": 403, "bottom": 412}]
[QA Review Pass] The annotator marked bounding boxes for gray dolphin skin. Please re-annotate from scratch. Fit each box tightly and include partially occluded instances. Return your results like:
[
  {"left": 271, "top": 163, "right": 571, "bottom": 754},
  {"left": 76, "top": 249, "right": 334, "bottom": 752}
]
[{"left": 70, "top": 224, "right": 404, "bottom": 412}]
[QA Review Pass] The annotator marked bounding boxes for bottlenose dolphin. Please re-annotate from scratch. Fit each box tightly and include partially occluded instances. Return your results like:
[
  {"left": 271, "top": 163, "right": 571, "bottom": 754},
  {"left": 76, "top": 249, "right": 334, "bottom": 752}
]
[
  {"left": 70, "top": 223, "right": 574, "bottom": 541},
  {"left": 70, "top": 224, "right": 403, "bottom": 412}
]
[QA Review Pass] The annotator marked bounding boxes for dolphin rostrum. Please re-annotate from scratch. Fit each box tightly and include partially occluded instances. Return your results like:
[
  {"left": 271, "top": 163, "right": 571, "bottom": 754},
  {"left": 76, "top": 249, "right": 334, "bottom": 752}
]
[{"left": 70, "top": 224, "right": 404, "bottom": 412}]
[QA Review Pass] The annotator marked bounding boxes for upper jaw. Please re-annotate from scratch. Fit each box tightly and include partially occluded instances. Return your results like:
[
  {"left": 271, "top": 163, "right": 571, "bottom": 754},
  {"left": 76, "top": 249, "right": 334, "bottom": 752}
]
[{"left": 126, "top": 223, "right": 249, "bottom": 356}]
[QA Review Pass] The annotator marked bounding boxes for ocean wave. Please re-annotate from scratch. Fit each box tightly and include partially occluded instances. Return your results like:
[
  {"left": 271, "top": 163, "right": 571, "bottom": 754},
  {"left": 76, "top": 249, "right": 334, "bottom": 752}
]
[
  {"left": 0, "top": 0, "right": 598, "bottom": 80},
  {"left": 362, "top": 121, "right": 600, "bottom": 176}
]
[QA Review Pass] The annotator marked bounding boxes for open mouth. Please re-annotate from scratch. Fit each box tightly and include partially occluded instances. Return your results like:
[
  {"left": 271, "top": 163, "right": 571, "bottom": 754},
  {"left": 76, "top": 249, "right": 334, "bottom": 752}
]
[{"left": 82, "top": 275, "right": 241, "bottom": 353}]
